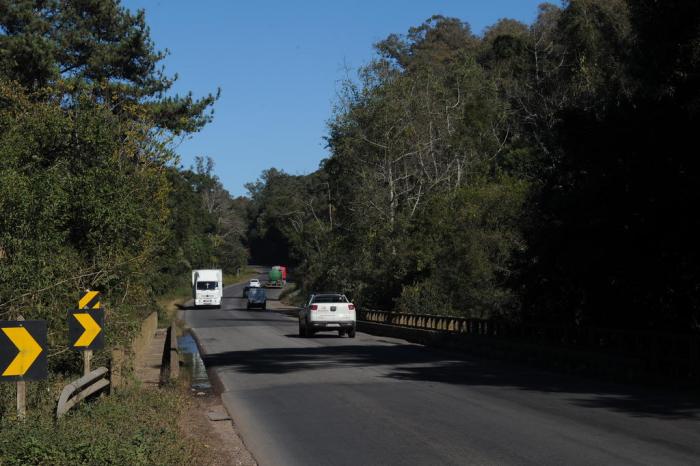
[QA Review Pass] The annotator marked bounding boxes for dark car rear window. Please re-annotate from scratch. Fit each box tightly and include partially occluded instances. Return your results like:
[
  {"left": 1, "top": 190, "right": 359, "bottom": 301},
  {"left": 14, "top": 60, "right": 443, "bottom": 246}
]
[
  {"left": 311, "top": 295, "right": 347, "bottom": 303},
  {"left": 248, "top": 288, "right": 266, "bottom": 298}
]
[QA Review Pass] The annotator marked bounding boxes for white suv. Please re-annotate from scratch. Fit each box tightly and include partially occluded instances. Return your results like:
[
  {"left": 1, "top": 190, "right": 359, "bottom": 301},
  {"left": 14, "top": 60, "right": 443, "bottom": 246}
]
[
  {"left": 249, "top": 278, "right": 261, "bottom": 287},
  {"left": 299, "top": 293, "right": 356, "bottom": 338}
]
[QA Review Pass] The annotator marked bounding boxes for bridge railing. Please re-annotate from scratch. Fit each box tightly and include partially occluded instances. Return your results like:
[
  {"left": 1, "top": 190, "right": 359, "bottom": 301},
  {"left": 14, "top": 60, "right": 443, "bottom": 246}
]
[{"left": 358, "top": 309, "right": 700, "bottom": 380}]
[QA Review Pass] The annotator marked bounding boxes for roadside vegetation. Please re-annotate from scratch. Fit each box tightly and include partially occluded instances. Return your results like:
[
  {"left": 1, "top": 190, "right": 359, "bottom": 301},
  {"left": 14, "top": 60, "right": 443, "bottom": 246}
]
[
  {"left": 1, "top": 0, "right": 699, "bottom": 458},
  {"left": 0, "top": 0, "right": 247, "bottom": 459},
  {"left": 247, "top": 0, "right": 700, "bottom": 334},
  {"left": 0, "top": 385, "right": 199, "bottom": 465},
  {"left": 0, "top": 0, "right": 247, "bottom": 369}
]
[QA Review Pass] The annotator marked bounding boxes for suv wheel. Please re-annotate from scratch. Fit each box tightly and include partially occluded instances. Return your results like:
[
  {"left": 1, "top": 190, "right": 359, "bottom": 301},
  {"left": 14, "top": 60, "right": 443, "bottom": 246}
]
[{"left": 348, "top": 326, "right": 356, "bottom": 338}]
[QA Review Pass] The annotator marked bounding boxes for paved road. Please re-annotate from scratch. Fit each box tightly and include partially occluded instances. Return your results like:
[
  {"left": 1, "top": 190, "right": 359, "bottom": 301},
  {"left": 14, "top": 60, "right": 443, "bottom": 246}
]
[{"left": 184, "top": 275, "right": 700, "bottom": 466}]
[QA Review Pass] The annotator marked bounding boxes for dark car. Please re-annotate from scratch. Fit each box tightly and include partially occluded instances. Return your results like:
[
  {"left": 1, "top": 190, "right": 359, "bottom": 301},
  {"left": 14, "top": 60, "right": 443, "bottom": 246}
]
[{"left": 246, "top": 287, "right": 267, "bottom": 310}]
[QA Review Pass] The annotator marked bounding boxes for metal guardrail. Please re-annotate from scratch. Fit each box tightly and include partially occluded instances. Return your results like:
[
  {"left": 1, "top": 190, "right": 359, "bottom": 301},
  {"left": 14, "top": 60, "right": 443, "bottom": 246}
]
[
  {"left": 56, "top": 366, "right": 110, "bottom": 418},
  {"left": 359, "top": 309, "right": 700, "bottom": 379}
]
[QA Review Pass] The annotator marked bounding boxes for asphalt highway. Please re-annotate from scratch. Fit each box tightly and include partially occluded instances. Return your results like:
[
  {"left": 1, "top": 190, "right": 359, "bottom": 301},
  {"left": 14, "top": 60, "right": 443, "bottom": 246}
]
[{"left": 183, "top": 274, "right": 700, "bottom": 466}]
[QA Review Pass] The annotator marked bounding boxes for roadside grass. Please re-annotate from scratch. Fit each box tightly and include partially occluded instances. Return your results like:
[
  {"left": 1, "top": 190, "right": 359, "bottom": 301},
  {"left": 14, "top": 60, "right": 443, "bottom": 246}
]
[
  {"left": 223, "top": 266, "right": 260, "bottom": 288},
  {"left": 156, "top": 277, "right": 193, "bottom": 327},
  {"left": 0, "top": 384, "right": 203, "bottom": 466},
  {"left": 0, "top": 269, "right": 268, "bottom": 465},
  {"left": 279, "top": 282, "right": 305, "bottom": 307}
]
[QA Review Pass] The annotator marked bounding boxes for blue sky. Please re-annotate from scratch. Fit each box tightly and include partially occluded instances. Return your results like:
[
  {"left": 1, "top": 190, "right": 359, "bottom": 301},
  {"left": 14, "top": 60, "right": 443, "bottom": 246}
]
[{"left": 122, "top": 1, "right": 554, "bottom": 196}]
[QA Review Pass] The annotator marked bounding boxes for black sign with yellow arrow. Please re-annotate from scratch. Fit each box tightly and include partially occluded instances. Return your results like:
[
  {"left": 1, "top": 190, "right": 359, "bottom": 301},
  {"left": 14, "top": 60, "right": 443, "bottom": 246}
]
[
  {"left": 68, "top": 309, "right": 104, "bottom": 351},
  {"left": 0, "top": 320, "right": 47, "bottom": 381}
]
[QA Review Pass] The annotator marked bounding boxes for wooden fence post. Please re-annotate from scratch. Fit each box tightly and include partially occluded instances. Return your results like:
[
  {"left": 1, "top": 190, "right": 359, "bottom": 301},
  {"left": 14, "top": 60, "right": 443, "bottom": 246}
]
[
  {"left": 83, "top": 349, "right": 92, "bottom": 376},
  {"left": 16, "top": 380, "right": 26, "bottom": 420},
  {"left": 16, "top": 315, "right": 26, "bottom": 420}
]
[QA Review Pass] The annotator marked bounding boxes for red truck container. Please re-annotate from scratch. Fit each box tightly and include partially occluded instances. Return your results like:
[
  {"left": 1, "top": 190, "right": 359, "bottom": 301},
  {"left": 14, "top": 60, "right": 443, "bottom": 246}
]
[{"left": 280, "top": 266, "right": 287, "bottom": 282}]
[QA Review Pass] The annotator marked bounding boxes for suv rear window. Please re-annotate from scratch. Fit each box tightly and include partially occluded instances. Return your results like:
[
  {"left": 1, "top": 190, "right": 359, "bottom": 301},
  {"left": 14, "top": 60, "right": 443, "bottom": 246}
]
[{"left": 311, "top": 295, "right": 347, "bottom": 303}]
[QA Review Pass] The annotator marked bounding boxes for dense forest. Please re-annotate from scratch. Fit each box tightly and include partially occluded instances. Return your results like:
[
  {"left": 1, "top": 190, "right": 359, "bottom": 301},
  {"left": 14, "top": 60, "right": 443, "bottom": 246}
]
[
  {"left": 2, "top": 0, "right": 699, "bottom": 352},
  {"left": 0, "top": 0, "right": 248, "bottom": 364},
  {"left": 248, "top": 0, "right": 700, "bottom": 333}
]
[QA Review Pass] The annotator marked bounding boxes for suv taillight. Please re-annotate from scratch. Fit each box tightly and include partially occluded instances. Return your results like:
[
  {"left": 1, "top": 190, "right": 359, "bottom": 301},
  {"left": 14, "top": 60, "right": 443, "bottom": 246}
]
[
  {"left": 348, "top": 304, "right": 355, "bottom": 310},
  {"left": 310, "top": 304, "right": 318, "bottom": 310}
]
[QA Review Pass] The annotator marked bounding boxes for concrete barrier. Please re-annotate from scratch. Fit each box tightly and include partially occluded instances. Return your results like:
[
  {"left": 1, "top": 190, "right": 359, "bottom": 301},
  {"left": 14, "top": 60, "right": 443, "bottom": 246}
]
[
  {"left": 169, "top": 322, "right": 179, "bottom": 380},
  {"left": 110, "top": 348, "right": 124, "bottom": 390},
  {"left": 108, "top": 311, "right": 158, "bottom": 389},
  {"left": 160, "top": 322, "right": 179, "bottom": 384},
  {"left": 131, "top": 311, "right": 158, "bottom": 368}
]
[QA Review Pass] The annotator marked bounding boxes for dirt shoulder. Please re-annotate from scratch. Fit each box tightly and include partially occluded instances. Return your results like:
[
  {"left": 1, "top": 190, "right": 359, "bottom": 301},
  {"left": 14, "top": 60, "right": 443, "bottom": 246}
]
[
  {"left": 168, "top": 268, "right": 262, "bottom": 465},
  {"left": 179, "top": 390, "right": 257, "bottom": 466}
]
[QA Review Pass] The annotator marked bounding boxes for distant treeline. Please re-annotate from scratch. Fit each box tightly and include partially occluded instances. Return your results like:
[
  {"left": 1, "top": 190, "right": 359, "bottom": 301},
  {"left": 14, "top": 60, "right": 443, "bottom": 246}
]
[
  {"left": 0, "top": 0, "right": 247, "bottom": 368},
  {"left": 247, "top": 0, "right": 700, "bottom": 333}
]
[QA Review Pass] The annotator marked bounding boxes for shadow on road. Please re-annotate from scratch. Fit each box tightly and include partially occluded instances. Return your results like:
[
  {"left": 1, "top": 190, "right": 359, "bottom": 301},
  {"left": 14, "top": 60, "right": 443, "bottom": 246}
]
[
  {"left": 285, "top": 333, "right": 341, "bottom": 339},
  {"left": 271, "top": 309, "right": 299, "bottom": 318},
  {"left": 201, "top": 342, "right": 700, "bottom": 420},
  {"left": 177, "top": 303, "right": 224, "bottom": 311},
  {"left": 207, "top": 317, "right": 293, "bottom": 324}
]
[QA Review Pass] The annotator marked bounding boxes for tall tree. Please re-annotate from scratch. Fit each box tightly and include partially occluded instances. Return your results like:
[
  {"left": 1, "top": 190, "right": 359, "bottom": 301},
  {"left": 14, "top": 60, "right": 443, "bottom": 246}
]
[{"left": 0, "top": 0, "right": 218, "bottom": 134}]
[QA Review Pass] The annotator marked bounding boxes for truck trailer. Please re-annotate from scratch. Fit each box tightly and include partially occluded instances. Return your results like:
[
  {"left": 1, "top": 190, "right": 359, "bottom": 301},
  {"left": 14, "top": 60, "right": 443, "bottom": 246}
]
[{"left": 264, "top": 265, "right": 287, "bottom": 288}]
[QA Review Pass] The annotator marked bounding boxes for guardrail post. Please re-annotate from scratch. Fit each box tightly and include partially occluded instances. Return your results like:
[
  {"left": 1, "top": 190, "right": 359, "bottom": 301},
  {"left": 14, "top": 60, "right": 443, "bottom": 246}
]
[{"left": 16, "top": 315, "right": 26, "bottom": 420}]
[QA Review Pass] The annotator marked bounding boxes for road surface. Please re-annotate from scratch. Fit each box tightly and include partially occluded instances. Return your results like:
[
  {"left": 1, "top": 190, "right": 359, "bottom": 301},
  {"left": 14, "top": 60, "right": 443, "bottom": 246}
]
[{"left": 183, "top": 274, "right": 700, "bottom": 466}]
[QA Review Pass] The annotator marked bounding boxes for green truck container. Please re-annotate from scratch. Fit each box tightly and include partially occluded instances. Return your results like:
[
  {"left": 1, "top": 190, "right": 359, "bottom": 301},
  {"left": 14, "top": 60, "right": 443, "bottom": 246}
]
[
  {"left": 268, "top": 268, "right": 282, "bottom": 282},
  {"left": 265, "top": 267, "right": 284, "bottom": 288}
]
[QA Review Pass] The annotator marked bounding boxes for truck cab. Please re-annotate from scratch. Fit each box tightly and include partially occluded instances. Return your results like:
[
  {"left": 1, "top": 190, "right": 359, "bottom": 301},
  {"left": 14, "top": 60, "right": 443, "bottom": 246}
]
[{"left": 192, "top": 269, "right": 223, "bottom": 308}]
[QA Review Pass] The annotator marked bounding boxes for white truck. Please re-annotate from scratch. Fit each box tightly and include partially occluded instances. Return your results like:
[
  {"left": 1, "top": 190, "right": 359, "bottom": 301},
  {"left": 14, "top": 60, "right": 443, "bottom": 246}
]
[{"left": 192, "top": 269, "right": 223, "bottom": 308}]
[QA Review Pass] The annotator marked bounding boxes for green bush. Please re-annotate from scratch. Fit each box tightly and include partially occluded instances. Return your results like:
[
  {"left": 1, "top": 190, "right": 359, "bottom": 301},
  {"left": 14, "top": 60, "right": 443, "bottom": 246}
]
[{"left": 0, "top": 386, "right": 195, "bottom": 465}]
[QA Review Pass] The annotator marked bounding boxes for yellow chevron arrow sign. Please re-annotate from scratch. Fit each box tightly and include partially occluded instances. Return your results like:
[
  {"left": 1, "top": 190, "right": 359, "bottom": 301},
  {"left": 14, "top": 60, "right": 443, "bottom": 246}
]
[
  {"left": 0, "top": 320, "right": 47, "bottom": 380},
  {"left": 69, "top": 309, "right": 104, "bottom": 350},
  {"left": 1, "top": 327, "right": 43, "bottom": 376},
  {"left": 73, "top": 313, "right": 101, "bottom": 346}
]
